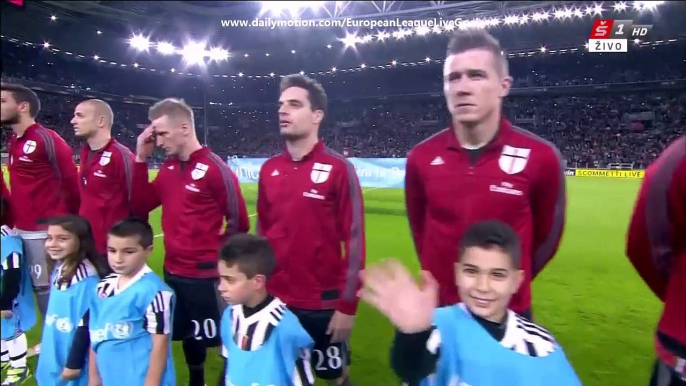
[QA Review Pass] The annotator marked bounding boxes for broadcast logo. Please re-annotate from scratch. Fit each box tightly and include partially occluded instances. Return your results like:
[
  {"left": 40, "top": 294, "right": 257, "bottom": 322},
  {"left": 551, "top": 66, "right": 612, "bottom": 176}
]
[{"left": 588, "top": 19, "right": 653, "bottom": 53}]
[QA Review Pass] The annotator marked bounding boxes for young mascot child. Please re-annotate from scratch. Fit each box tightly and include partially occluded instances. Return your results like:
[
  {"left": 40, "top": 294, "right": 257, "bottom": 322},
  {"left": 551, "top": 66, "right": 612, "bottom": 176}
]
[
  {"left": 1, "top": 198, "right": 36, "bottom": 386},
  {"left": 217, "top": 233, "right": 315, "bottom": 386},
  {"left": 363, "top": 220, "right": 582, "bottom": 386},
  {"left": 36, "top": 215, "right": 108, "bottom": 386},
  {"left": 88, "top": 218, "right": 176, "bottom": 386}
]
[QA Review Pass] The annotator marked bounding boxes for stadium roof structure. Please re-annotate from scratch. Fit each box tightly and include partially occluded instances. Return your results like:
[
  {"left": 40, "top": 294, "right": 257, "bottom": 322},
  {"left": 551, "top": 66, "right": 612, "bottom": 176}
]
[{"left": 1, "top": 1, "right": 684, "bottom": 80}]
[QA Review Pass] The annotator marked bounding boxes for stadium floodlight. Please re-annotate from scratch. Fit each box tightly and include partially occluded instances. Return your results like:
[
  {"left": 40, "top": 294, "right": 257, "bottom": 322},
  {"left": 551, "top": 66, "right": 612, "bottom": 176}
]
[
  {"left": 593, "top": 4, "right": 604, "bottom": 14},
  {"left": 340, "top": 33, "right": 358, "bottom": 48},
  {"left": 504, "top": 15, "right": 519, "bottom": 25},
  {"left": 50, "top": 15, "right": 57, "bottom": 21},
  {"left": 391, "top": 60, "right": 397, "bottom": 65},
  {"left": 97, "top": 30, "right": 102, "bottom": 35},
  {"left": 360, "top": 63, "right": 366, "bottom": 69},
  {"left": 361, "top": 35, "right": 373, "bottom": 43},
  {"left": 244, "top": 53, "right": 249, "bottom": 57},
  {"left": 133, "top": 62, "right": 139, "bottom": 67},
  {"left": 238, "top": 72, "right": 244, "bottom": 77},
  {"left": 425, "top": 57, "right": 431, "bottom": 62},
  {"left": 637, "top": 1, "right": 664, "bottom": 11},
  {"left": 129, "top": 35, "right": 151, "bottom": 51},
  {"left": 326, "top": 44, "right": 332, "bottom": 49},
  {"left": 331, "top": 67, "right": 337, "bottom": 72},
  {"left": 416, "top": 26, "right": 430, "bottom": 36},
  {"left": 573, "top": 9, "right": 583, "bottom": 17},
  {"left": 300, "top": 71, "right": 304, "bottom": 75},
  {"left": 613, "top": 2, "right": 628, "bottom": 11},
  {"left": 94, "top": 55, "right": 100, "bottom": 60},
  {"left": 181, "top": 41, "right": 207, "bottom": 65},
  {"left": 291, "top": 50, "right": 296, "bottom": 54},
  {"left": 43, "top": 42, "right": 51, "bottom": 48},
  {"left": 540, "top": 46, "right": 547, "bottom": 53},
  {"left": 156, "top": 42, "right": 176, "bottom": 55},
  {"left": 170, "top": 68, "right": 176, "bottom": 73},
  {"left": 432, "top": 26, "right": 442, "bottom": 34},
  {"left": 259, "top": 1, "right": 325, "bottom": 18},
  {"left": 209, "top": 47, "right": 229, "bottom": 62},
  {"left": 269, "top": 72, "right": 275, "bottom": 77}
]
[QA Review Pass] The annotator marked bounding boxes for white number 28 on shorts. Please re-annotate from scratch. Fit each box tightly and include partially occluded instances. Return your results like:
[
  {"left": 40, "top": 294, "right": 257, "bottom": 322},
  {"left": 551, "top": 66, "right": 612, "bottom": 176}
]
[{"left": 313, "top": 346, "right": 342, "bottom": 371}]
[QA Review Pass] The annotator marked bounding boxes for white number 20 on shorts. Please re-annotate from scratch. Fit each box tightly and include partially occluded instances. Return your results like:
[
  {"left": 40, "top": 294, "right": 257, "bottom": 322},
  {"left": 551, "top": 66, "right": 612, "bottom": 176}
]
[{"left": 191, "top": 319, "right": 217, "bottom": 340}]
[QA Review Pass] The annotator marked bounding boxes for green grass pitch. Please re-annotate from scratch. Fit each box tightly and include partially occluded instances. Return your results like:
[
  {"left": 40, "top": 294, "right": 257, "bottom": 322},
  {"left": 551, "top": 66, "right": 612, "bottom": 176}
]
[{"left": 3, "top": 172, "right": 661, "bottom": 386}]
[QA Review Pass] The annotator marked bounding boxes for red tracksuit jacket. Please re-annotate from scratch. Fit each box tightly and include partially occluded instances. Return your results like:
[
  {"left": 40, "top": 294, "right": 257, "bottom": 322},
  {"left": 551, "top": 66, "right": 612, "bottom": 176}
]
[
  {"left": 405, "top": 118, "right": 567, "bottom": 313},
  {"left": 257, "top": 142, "right": 366, "bottom": 315},
  {"left": 79, "top": 138, "right": 138, "bottom": 254},
  {"left": 626, "top": 135, "right": 686, "bottom": 375},
  {"left": 8, "top": 123, "right": 80, "bottom": 230},
  {"left": 131, "top": 147, "right": 249, "bottom": 279}
]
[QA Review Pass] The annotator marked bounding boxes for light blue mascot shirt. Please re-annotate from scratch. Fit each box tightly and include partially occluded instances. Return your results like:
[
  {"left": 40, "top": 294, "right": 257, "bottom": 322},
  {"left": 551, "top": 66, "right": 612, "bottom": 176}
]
[
  {"left": 422, "top": 304, "right": 582, "bottom": 386},
  {"left": 221, "top": 300, "right": 314, "bottom": 386},
  {"left": 89, "top": 271, "right": 176, "bottom": 386},
  {"left": 0, "top": 230, "right": 37, "bottom": 340},
  {"left": 36, "top": 261, "right": 99, "bottom": 386}
]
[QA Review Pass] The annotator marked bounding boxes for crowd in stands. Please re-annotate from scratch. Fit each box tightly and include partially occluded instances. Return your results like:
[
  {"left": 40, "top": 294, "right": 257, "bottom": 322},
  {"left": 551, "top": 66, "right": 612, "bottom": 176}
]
[{"left": 1, "top": 39, "right": 685, "bottom": 168}]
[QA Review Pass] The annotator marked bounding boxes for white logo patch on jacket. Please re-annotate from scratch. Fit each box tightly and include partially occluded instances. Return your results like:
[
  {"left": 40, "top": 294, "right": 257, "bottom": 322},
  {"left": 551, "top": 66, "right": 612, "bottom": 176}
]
[
  {"left": 498, "top": 145, "right": 531, "bottom": 175},
  {"left": 191, "top": 163, "right": 209, "bottom": 180},
  {"left": 310, "top": 162, "right": 332, "bottom": 184}
]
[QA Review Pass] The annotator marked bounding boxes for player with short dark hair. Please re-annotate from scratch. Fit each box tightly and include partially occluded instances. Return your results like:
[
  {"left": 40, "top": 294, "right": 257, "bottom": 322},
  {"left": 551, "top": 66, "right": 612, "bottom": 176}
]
[
  {"left": 626, "top": 135, "right": 686, "bottom": 385},
  {"left": 404, "top": 30, "right": 567, "bottom": 319},
  {"left": 132, "top": 98, "right": 249, "bottom": 386},
  {"left": 256, "top": 74, "right": 365, "bottom": 386},
  {"left": 1, "top": 83, "right": 80, "bottom": 334},
  {"left": 73, "top": 99, "right": 139, "bottom": 255},
  {"left": 363, "top": 220, "right": 582, "bottom": 386},
  {"left": 89, "top": 217, "right": 176, "bottom": 386},
  {"left": 216, "top": 233, "right": 315, "bottom": 386}
]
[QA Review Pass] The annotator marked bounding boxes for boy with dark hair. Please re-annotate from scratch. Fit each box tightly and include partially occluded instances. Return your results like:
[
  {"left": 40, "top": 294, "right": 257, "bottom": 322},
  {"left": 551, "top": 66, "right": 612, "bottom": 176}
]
[
  {"left": 217, "top": 233, "right": 315, "bottom": 386},
  {"left": 88, "top": 218, "right": 176, "bottom": 386},
  {"left": 363, "top": 220, "right": 581, "bottom": 386}
]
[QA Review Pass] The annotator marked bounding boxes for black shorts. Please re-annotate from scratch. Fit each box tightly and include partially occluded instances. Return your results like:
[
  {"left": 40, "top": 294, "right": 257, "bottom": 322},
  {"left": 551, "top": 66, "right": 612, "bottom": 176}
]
[
  {"left": 163, "top": 270, "right": 226, "bottom": 347},
  {"left": 650, "top": 360, "right": 686, "bottom": 386},
  {"left": 290, "top": 308, "right": 351, "bottom": 380}
]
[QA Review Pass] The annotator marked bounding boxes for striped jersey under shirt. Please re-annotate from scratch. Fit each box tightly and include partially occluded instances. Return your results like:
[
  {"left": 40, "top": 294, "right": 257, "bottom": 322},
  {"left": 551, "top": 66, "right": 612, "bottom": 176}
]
[
  {"left": 221, "top": 297, "right": 315, "bottom": 386},
  {"left": 95, "top": 265, "right": 173, "bottom": 335}
]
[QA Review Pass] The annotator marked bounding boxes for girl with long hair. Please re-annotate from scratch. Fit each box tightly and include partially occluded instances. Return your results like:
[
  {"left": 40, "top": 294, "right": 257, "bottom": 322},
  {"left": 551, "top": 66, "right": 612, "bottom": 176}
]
[{"left": 35, "top": 215, "right": 109, "bottom": 386}]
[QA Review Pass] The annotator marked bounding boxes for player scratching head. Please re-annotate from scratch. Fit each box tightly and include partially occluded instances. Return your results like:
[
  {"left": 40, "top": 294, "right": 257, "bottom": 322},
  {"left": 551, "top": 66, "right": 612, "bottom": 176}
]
[
  {"left": 278, "top": 74, "right": 327, "bottom": 158},
  {"left": 456, "top": 220, "right": 524, "bottom": 323},
  {"left": 43, "top": 215, "right": 110, "bottom": 285},
  {"left": 0, "top": 83, "right": 40, "bottom": 134},
  {"left": 142, "top": 97, "right": 202, "bottom": 160},
  {"left": 444, "top": 30, "right": 512, "bottom": 147},
  {"left": 107, "top": 218, "right": 154, "bottom": 279},
  {"left": 71, "top": 99, "right": 114, "bottom": 149},
  {"left": 217, "top": 233, "right": 276, "bottom": 307}
]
